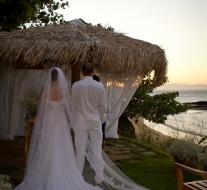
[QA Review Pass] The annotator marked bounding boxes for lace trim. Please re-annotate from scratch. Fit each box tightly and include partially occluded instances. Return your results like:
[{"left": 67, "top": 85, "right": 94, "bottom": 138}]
[{"left": 85, "top": 152, "right": 137, "bottom": 190}]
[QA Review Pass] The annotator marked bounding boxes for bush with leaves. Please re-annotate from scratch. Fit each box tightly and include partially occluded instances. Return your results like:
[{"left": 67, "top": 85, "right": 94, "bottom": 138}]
[
  {"left": 167, "top": 139, "right": 201, "bottom": 160},
  {"left": 20, "top": 87, "right": 40, "bottom": 118}
]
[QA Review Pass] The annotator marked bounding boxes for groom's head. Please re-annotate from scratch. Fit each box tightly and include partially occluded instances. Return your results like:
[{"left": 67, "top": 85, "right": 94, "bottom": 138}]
[{"left": 82, "top": 62, "right": 94, "bottom": 76}]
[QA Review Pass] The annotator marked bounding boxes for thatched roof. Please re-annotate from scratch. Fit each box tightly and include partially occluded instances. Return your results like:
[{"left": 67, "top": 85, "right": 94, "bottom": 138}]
[{"left": 0, "top": 23, "right": 168, "bottom": 84}]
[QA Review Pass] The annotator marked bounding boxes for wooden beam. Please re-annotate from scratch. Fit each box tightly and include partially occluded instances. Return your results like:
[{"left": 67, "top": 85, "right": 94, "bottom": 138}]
[{"left": 174, "top": 163, "right": 207, "bottom": 179}]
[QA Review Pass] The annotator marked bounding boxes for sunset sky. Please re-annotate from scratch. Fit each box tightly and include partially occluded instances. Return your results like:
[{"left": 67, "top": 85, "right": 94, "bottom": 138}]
[{"left": 60, "top": 0, "right": 207, "bottom": 85}]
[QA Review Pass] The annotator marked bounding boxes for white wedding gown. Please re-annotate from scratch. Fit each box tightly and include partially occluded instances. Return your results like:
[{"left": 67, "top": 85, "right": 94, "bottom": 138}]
[
  {"left": 41, "top": 99, "right": 102, "bottom": 190},
  {"left": 14, "top": 99, "right": 102, "bottom": 190}
]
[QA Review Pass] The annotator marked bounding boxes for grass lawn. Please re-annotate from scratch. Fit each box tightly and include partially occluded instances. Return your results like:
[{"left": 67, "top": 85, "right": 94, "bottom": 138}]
[{"left": 106, "top": 136, "right": 203, "bottom": 190}]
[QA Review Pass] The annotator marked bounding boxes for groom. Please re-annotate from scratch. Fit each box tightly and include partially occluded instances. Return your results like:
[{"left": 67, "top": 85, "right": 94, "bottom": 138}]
[{"left": 72, "top": 62, "right": 107, "bottom": 184}]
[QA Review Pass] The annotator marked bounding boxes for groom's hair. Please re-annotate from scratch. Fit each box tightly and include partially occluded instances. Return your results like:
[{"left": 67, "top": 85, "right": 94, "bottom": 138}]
[
  {"left": 51, "top": 68, "right": 58, "bottom": 82},
  {"left": 82, "top": 62, "right": 94, "bottom": 75}
]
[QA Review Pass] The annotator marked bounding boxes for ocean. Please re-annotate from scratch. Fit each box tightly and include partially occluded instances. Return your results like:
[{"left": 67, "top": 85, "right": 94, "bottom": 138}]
[{"left": 144, "top": 90, "right": 207, "bottom": 139}]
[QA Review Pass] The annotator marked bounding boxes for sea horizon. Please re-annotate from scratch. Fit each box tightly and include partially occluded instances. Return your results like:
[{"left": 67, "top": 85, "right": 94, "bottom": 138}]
[
  {"left": 152, "top": 89, "right": 207, "bottom": 103},
  {"left": 155, "top": 83, "right": 207, "bottom": 91}
]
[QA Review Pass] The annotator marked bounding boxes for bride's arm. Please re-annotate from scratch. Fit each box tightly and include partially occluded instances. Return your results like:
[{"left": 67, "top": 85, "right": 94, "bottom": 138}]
[
  {"left": 65, "top": 100, "right": 75, "bottom": 130},
  {"left": 63, "top": 87, "right": 76, "bottom": 130}
]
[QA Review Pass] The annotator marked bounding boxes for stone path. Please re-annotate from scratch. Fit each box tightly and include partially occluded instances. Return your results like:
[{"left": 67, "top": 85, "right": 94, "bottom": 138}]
[{"left": 104, "top": 140, "right": 155, "bottom": 163}]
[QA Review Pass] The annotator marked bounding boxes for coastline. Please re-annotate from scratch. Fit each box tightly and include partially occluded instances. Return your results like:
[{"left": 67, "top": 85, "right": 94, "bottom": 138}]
[
  {"left": 129, "top": 117, "right": 170, "bottom": 141},
  {"left": 187, "top": 101, "right": 207, "bottom": 110},
  {"left": 129, "top": 106, "right": 207, "bottom": 141}
]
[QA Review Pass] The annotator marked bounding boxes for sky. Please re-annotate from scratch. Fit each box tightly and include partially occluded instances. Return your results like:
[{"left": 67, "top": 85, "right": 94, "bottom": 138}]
[{"left": 60, "top": 0, "right": 207, "bottom": 87}]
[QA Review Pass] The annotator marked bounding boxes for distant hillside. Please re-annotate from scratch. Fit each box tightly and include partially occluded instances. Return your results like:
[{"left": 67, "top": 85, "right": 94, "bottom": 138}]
[{"left": 156, "top": 83, "right": 207, "bottom": 90}]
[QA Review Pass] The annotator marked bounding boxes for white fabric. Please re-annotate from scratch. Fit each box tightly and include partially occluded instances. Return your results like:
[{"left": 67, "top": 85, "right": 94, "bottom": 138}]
[
  {"left": 0, "top": 64, "right": 144, "bottom": 140},
  {"left": 0, "top": 66, "right": 45, "bottom": 139},
  {"left": 14, "top": 67, "right": 101, "bottom": 190},
  {"left": 0, "top": 65, "right": 71, "bottom": 139},
  {"left": 0, "top": 67, "right": 30, "bottom": 140},
  {"left": 72, "top": 76, "right": 107, "bottom": 124},
  {"left": 94, "top": 66, "right": 143, "bottom": 138}
]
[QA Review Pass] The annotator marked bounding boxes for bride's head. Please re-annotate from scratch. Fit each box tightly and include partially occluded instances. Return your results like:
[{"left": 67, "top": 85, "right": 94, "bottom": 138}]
[{"left": 51, "top": 68, "right": 58, "bottom": 83}]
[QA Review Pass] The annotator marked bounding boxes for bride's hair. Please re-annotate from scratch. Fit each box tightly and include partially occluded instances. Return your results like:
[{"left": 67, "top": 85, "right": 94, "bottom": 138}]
[{"left": 51, "top": 68, "right": 58, "bottom": 82}]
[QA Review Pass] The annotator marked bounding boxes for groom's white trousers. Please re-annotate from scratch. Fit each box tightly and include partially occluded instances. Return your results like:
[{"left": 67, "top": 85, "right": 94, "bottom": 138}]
[{"left": 74, "top": 113, "right": 104, "bottom": 179}]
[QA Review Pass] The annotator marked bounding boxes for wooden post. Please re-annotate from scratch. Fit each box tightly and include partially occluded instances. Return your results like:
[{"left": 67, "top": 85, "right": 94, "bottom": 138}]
[
  {"left": 175, "top": 167, "right": 184, "bottom": 190},
  {"left": 71, "top": 63, "right": 81, "bottom": 85},
  {"left": 24, "top": 118, "right": 30, "bottom": 164},
  {"left": 24, "top": 118, "right": 35, "bottom": 165}
]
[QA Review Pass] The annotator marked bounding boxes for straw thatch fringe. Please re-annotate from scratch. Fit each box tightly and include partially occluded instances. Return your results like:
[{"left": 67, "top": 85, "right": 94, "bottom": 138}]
[{"left": 0, "top": 24, "right": 167, "bottom": 84}]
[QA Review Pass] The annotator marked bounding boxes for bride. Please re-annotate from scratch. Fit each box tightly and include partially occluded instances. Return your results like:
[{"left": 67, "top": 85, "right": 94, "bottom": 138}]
[
  {"left": 15, "top": 67, "right": 149, "bottom": 190},
  {"left": 14, "top": 67, "right": 102, "bottom": 190}
]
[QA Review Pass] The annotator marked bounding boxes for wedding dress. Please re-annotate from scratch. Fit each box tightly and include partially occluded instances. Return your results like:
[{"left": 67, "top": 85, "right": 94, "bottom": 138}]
[{"left": 14, "top": 68, "right": 102, "bottom": 190}]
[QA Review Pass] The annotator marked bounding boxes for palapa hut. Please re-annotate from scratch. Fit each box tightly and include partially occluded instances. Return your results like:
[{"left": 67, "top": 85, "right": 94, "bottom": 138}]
[{"left": 0, "top": 20, "right": 168, "bottom": 140}]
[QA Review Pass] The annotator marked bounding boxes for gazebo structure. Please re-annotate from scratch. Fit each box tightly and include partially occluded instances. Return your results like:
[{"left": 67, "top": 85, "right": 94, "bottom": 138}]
[{"left": 0, "top": 21, "right": 168, "bottom": 140}]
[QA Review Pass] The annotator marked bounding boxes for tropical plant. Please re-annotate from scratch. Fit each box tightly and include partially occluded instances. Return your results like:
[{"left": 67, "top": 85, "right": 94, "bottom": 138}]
[
  {"left": 0, "top": 0, "right": 68, "bottom": 31},
  {"left": 20, "top": 87, "right": 40, "bottom": 118},
  {"left": 124, "top": 72, "right": 189, "bottom": 124}
]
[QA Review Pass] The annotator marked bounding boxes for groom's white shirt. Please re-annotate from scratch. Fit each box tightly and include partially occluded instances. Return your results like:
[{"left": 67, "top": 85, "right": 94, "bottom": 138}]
[{"left": 72, "top": 76, "right": 107, "bottom": 127}]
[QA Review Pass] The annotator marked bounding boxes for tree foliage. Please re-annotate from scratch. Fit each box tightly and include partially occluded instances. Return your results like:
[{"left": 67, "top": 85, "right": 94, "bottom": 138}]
[
  {"left": 0, "top": 0, "right": 68, "bottom": 31},
  {"left": 124, "top": 73, "right": 189, "bottom": 124}
]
